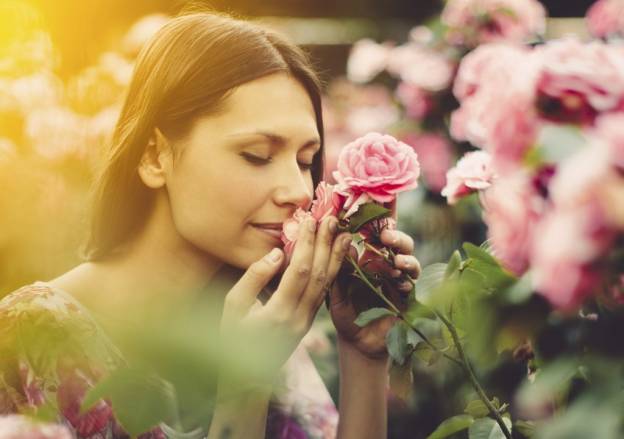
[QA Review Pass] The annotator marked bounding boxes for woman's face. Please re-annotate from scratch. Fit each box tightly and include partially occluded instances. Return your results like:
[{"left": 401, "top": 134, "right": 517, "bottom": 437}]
[{"left": 163, "top": 72, "right": 321, "bottom": 269}]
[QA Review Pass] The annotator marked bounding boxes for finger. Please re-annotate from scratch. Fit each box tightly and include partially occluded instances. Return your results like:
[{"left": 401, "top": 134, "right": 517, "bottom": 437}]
[
  {"left": 267, "top": 216, "right": 317, "bottom": 312},
  {"left": 387, "top": 198, "right": 398, "bottom": 222},
  {"left": 296, "top": 216, "right": 339, "bottom": 317},
  {"left": 394, "top": 254, "right": 421, "bottom": 278},
  {"left": 224, "top": 248, "right": 284, "bottom": 320},
  {"left": 380, "top": 229, "right": 414, "bottom": 254}
]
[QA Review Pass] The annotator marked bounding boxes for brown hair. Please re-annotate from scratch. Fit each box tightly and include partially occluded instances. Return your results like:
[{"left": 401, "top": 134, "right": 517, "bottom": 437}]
[{"left": 83, "top": 11, "right": 326, "bottom": 261}]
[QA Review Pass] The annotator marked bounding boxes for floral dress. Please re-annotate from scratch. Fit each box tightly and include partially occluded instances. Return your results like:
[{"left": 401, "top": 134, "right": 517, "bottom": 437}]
[{"left": 0, "top": 282, "right": 339, "bottom": 438}]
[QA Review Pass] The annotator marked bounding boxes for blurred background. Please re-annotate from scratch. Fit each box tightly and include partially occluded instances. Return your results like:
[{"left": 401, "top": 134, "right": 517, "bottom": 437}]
[{"left": 0, "top": 1, "right": 602, "bottom": 437}]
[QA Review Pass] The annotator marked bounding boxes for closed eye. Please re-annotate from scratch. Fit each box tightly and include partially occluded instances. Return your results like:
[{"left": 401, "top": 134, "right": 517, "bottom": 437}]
[{"left": 240, "top": 152, "right": 313, "bottom": 171}]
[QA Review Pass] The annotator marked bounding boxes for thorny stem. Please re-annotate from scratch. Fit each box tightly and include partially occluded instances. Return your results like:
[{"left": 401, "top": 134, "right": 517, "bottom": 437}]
[{"left": 437, "top": 312, "right": 512, "bottom": 439}]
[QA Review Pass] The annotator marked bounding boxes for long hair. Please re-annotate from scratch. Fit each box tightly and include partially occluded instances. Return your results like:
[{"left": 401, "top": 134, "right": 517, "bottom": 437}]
[{"left": 83, "top": 11, "right": 326, "bottom": 261}]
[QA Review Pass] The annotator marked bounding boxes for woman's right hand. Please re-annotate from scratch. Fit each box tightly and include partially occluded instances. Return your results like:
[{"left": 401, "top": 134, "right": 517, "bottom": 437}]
[{"left": 218, "top": 215, "right": 351, "bottom": 392}]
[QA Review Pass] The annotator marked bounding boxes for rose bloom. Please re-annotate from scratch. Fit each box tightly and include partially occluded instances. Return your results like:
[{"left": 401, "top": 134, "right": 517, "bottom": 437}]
[
  {"left": 535, "top": 38, "right": 624, "bottom": 124},
  {"left": 395, "top": 82, "right": 432, "bottom": 120},
  {"left": 441, "top": 0, "right": 546, "bottom": 47},
  {"left": 481, "top": 172, "right": 544, "bottom": 276},
  {"left": 531, "top": 207, "right": 608, "bottom": 312},
  {"left": 333, "top": 132, "right": 420, "bottom": 217},
  {"left": 347, "top": 38, "right": 393, "bottom": 84},
  {"left": 0, "top": 415, "right": 72, "bottom": 439},
  {"left": 402, "top": 133, "right": 453, "bottom": 192},
  {"left": 442, "top": 150, "right": 495, "bottom": 204},
  {"left": 386, "top": 43, "right": 454, "bottom": 92},
  {"left": 281, "top": 208, "right": 314, "bottom": 260},
  {"left": 309, "top": 181, "right": 344, "bottom": 222},
  {"left": 594, "top": 113, "right": 624, "bottom": 171},
  {"left": 586, "top": 0, "right": 624, "bottom": 39}
]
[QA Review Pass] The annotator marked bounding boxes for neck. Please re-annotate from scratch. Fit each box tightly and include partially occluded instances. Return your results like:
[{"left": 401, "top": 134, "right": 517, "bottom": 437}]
[{"left": 51, "top": 191, "right": 225, "bottom": 310}]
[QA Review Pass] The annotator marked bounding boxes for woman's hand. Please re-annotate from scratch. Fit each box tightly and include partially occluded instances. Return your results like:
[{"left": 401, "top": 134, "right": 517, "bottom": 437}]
[
  {"left": 219, "top": 215, "right": 351, "bottom": 388},
  {"left": 328, "top": 205, "right": 421, "bottom": 361}
]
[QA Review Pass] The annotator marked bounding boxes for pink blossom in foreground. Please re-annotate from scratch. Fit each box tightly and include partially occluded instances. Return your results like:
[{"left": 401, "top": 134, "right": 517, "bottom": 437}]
[
  {"left": 531, "top": 207, "right": 607, "bottom": 311},
  {"left": 402, "top": 133, "right": 453, "bottom": 192},
  {"left": 481, "top": 173, "right": 543, "bottom": 276},
  {"left": 309, "top": 182, "right": 344, "bottom": 222},
  {"left": 347, "top": 39, "right": 393, "bottom": 84},
  {"left": 586, "top": 0, "right": 624, "bottom": 39},
  {"left": 535, "top": 38, "right": 624, "bottom": 124},
  {"left": 594, "top": 113, "right": 624, "bottom": 171},
  {"left": 333, "top": 132, "right": 420, "bottom": 217},
  {"left": 442, "top": 0, "right": 546, "bottom": 47},
  {"left": 442, "top": 151, "right": 496, "bottom": 204}
]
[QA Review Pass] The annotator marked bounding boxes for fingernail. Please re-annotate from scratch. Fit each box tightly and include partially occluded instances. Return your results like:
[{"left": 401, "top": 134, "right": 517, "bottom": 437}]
[
  {"left": 308, "top": 218, "right": 317, "bottom": 232},
  {"left": 268, "top": 248, "right": 282, "bottom": 262},
  {"left": 390, "top": 269, "right": 402, "bottom": 278},
  {"left": 396, "top": 254, "right": 410, "bottom": 267},
  {"left": 328, "top": 218, "right": 337, "bottom": 233},
  {"left": 342, "top": 235, "right": 352, "bottom": 250}
]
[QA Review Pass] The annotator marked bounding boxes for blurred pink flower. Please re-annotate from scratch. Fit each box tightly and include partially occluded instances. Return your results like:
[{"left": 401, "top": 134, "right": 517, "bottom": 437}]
[
  {"left": 333, "top": 132, "right": 420, "bottom": 217},
  {"left": 25, "top": 107, "right": 91, "bottom": 161},
  {"left": 531, "top": 207, "right": 607, "bottom": 311},
  {"left": 345, "top": 105, "right": 400, "bottom": 136},
  {"left": 535, "top": 38, "right": 624, "bottom": 124},
  {"left": 586, "top": 0, "right": 624, "bottom": 39},
  {"left": 386, "top": 43, "right": 454, "bottom": 92},
  {"left": 442, "top": 0, "right": 547, "bottom": 47},
  {"left": 347, "top": 39, "right": 393, "bottom": 84},
  {"left": 395, "top": 82, "right": 432, "bottom": 120},
  {"left": 482, "top": 172, "right": 543, "bottom": 275},
  {"left": 0, "top": 415, "right": 72, "bottom": 439},
  {"left": 281, "top": 208, "right": 314, "bottom": 260},
  {"left": 442, "top": 150, "right": 495, "bottom": 204},
  {"left": 402, "top": 133, "right": 453, "bottom": 192},
  {"left": 594, "top": 113, "right": 624, "bottom": 171}
]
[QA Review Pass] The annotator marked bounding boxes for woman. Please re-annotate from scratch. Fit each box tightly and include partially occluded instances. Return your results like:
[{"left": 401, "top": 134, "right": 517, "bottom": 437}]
[{"left": 0, "top": 11, "right": 421, "bottom": 439}]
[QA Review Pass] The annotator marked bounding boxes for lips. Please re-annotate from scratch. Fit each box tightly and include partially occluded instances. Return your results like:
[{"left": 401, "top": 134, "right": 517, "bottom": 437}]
[{"left": 251, "top": 223, "right": 284, "bottom": 241}]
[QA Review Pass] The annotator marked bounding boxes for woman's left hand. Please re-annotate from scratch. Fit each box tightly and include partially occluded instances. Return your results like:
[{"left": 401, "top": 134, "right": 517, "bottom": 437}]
[{"left": 327, "top": 203, "right": 421, "bottom": 360}]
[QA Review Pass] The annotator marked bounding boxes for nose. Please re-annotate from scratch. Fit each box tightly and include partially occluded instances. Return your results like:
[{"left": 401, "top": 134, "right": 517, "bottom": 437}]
[{"left": 272, "top": 160, "right": 313, "bottom": 210}]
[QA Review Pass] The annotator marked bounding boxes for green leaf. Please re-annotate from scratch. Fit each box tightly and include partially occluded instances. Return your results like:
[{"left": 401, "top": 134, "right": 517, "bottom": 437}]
[
  {"left": 426, "top": 414, "right": 475, "bottom": 439},
  {"left": 463, "top": 243, "right": 499, "bottom": 266},
  {"left": 355, "top": 307, "right": 397, "bottom": 327},
  {"left": 347, "top": 202, "right": 391, "bottom": 232},
  {"left": 464, "top": 399, "right": 490, "bottom": 418},
  {"left": 414, "top": 263, "right": 448, "bottom": 305},
  {"left": 468, "top": 416, "right": 512, "bottom": 439},
  {"left": 82, "top": 368, "right": 179, "bottom": 436},
  {"left": 445, "top": 250, "right": 462, "bottom": 279},
  {"left": 514, "top": 420, "right": 536, "bottom": 438},
  {"left": 386, "top": 321, "right": 410, "bottom": 365}
]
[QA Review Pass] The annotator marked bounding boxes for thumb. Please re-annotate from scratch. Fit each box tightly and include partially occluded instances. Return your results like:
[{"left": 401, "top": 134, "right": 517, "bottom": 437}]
[{"left": 224, "top": 248, "right": 283, "bottom": 319}]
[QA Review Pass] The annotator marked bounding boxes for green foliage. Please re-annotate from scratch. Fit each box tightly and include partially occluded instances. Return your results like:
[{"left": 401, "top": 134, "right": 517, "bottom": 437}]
[
  {"left": 347, "top": 202, "right": 391, "bottom": 232},
  {"left": 426, "top": 414, "right": 475, "bottom": 439},
  {"left": 468, "top": 416, "right": 512, "bottom": 439},
  {"left": 386, "top": 320, "right": 423, "bottom": 366},
  {"left": 354, "top": 307, "right": 397, "bottom": 327}
]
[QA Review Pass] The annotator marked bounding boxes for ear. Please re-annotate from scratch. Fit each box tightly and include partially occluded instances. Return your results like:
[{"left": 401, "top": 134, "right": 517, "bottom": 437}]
[{"left": 138, "top": 128, "right": 172, "bottom": 189}]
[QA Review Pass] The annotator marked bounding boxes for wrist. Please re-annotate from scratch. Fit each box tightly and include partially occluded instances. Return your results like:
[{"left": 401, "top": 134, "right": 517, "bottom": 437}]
[{"left": 337, "top": 334, "right": 390, "bottom": 370}]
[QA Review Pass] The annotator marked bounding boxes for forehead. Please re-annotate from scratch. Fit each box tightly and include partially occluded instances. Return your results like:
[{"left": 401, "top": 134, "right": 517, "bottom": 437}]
[{"left": 206, "top": 73, "right": 319, "bottom": 139}]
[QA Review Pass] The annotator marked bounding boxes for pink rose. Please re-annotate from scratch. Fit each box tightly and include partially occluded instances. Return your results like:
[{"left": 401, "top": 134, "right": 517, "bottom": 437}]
[
  {"left": 0, "top": 415, "right": 72, "bottom": 439},
  {"left": 442, "top": 151, "right": 496, "bottom": 204},
  {"left": 586, "top": 0, "right": 624, "bottom": 39},
  {"left": 281, "top": 208, "right": 314, "bottom": 260},
  {"left": 594, "top": 113, "right": 624, "bottom": 171},
  {"left": 333, "top": 132, "right": 420, "bottom": 217},
  {"left": 442, "top": 0, "right": 546, "bottom": 48},
  {"left": 531, "top": 207, "right": 608, "bottom": 311},
  {"left": 310, "top": 182, "right": 345, "bottom": 222},
  {"left": 402, "top": 133, "right": 453, "bottom": 192},
  {"left": 346, "top": 39, "right": 393, "bottom": 84},
  {"left": 481, "top": 172, "right": 543, "bottom": 275},
  {"left": 395, "top": 82, "right": 432, "bottom": 120},
  {"left": 535, "top": 38, "right": 624, "bottom": 124}
]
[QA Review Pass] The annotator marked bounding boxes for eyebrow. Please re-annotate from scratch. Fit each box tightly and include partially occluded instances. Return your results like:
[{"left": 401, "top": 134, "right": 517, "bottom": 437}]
[{"left": 226, "top": 130, "right": 321, "bottom": 150}]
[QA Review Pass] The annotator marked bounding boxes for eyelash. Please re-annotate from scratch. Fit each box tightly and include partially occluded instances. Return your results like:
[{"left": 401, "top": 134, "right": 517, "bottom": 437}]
[{"left": 240, "top": 153, "right": 314, "bottom": 171}]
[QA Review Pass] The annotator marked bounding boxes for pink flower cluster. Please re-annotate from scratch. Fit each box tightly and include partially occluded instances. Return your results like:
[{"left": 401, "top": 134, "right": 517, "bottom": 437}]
[
  {"left": 281, "top": 132, "right": 420, "bottom": 259},
  {"left": 444, "top": 38, "right": 624, "bottom": 312},
  {"left": 441, "top": 0, "right": 547, "bottom": 48}
]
